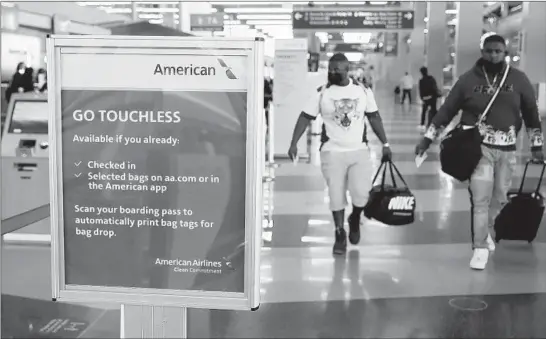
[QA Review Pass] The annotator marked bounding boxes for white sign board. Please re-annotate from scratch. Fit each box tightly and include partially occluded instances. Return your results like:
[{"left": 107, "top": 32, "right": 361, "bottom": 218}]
[{"left": 47, "top": 35, "right": 264, "bottom": 311}]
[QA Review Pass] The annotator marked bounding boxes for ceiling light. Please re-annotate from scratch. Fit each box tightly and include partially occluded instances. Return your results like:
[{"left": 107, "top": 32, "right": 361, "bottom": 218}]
[
  {"left": 139, "top": 13, "right": 163, "bottom": 19},
  {"left": 103, "top": 7, "right": 180, "bottom": 14},
  {"left": 224, "top": 7, "right": 292, "bottom": 13},
  {"left": 228, "top": 24, "right": 250, "bottom": 30},
  {"left": 255, "top": 25, "right": 293, "bottom": 30},
  {"left": 103, "top": 7, "right": 131, "bottom": 14},
  {"left": 246, "top": 20, "right": 292, "bottom": 25},
  {"left": 237, "top": 14, "right": 292, "bottom": 20},
  {"left": 139, "top": 7, "right": 179, "bottom": 13},
  {"left": 79, "top": 1, "right": 130, "bottom": 5},
  {"left": 211, "top": 1, "right": 276, "bottom": 4},
  {"left": 343, "top": 32, "right": 372, "bottom": 43}
]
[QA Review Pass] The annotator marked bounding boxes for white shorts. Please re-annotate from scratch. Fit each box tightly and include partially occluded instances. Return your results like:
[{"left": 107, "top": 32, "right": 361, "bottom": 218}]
[{"left": 320, "top": 149, "right": 374, "bottom": 211}]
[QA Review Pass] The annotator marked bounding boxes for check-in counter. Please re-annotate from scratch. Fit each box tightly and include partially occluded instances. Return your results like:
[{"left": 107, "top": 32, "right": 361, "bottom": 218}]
[{"left": 1, "top": 92, "right": 49, "bottom": 237}]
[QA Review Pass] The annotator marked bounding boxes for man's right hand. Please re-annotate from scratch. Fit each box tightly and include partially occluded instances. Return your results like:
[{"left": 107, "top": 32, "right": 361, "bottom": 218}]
[
  {"left": 288, "top": 144, "right": 298, "bottom": 161},
  {"left": 415, "top": 137, "right": 432, "bottom": 156}
]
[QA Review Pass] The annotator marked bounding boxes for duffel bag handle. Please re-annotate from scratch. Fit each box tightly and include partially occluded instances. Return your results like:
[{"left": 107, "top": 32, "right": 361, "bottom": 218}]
[
  {"left": 371, "top": 161, "right": 389, "bottom": 187},
  {"left": 518, "top": 159, "right": 546, "bottom": 195},
  {"left": 371, "top": 161, "right": 399, "bottom": 190},
  {"left": 388, "top": 161, "right": 410, "bottom": 189}
]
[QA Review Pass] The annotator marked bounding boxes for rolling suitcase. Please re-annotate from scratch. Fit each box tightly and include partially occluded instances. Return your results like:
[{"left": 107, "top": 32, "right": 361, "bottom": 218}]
[{"left": 494, "top": 160, "right": 546, "bottom": 243}]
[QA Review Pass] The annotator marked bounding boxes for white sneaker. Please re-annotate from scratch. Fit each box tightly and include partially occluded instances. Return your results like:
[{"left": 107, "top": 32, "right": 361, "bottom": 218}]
[
  {"left": 486, "top": 234, "right": 496, "bottom": 252},
  {"left": 470, "top": 248, "right": 489, "bottom": 270}
]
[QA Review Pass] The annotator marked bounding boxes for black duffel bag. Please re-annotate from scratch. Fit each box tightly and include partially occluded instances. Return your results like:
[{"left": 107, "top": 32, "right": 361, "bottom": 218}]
[
  {"left": 364, "top": 160, "right": 416, "bottom": 226},
  {"left": 494, "top": 160, "right": 546, "bottom": 244},
  {"left": 439, "top": 64, "right": 510, "bottom": 182}
]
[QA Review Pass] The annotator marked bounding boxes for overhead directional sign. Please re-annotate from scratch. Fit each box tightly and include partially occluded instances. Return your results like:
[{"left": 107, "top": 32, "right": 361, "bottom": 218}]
[
  {"left": 190, "top": 13, "right": 224, "bottom": 32},
  {"left": 292, "top": 10, "right": 414, "bottom": 30}
]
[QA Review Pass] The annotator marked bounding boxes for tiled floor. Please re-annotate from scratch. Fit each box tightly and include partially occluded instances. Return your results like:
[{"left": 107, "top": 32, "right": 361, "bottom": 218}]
[{"left": 2, "top": 90, "right": 546, "bottom": 338}]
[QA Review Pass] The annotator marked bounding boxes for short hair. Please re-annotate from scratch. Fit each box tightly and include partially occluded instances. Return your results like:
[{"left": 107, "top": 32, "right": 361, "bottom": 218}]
[
  {"left": 329, "top": 53, "right": 348, "bottom": 63},
  {"left": 420, "top": 66, "right": 428, "bottom": 75},
  {"left": 483, "top": 34, "right": 506, "bottom": 47}
]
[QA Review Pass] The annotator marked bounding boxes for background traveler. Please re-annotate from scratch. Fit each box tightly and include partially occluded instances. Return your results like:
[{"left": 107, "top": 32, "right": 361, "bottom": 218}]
[
  {"left": 6, "top": 62, "right": 34, "bottom": 103},
  {"left": 418, "top": 67, "right": 440, "bottom": 131}
]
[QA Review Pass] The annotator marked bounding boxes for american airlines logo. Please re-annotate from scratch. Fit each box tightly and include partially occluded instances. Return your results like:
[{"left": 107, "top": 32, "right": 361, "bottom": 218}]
[
  {"left": 217, "top": 58, "right": 238, "bottom": 80},
  {"left": 387, "top": 196, "right": 415, "bottom": 211}
]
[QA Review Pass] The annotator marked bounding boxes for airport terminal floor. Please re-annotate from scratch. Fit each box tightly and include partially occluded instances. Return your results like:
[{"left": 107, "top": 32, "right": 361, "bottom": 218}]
[{"left": 2, "top": 89, "right": 546, "bottom": 338}]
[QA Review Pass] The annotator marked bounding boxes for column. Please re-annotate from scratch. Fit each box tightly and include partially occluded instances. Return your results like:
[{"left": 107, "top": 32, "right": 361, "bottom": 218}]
[
  {"left": 178, "top": 1, "right": 190, "bottom": 32},
  {"left": 520, "top": 3, "right": 546, "bottom": 81},
  {"left": 131, "top": 2, "right": 138, "bottom": 21},
  {"left": 395, "top": 32, "right": 411, "bottom": 79},
  {"left": 454, "top": 1, "right": 483, "bottom": 79},
  {"left": 521, "top": 2, "right": 546, "bottom": 115},
  {"left": 409, "top": 1, "right": 427, "bottom": 81},
  {"left": 426, "top": 2, "right": 447, "bottom": 89}
]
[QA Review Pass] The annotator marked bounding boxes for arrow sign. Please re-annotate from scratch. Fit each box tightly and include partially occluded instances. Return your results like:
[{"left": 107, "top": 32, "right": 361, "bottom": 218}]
[{"left": 292, "top": 9, "right": 414, "bottom": 30}]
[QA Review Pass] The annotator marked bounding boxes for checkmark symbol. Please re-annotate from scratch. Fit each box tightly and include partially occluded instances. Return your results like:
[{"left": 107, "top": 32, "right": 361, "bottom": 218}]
[
  {"left": 74, "top": 173, "right": 82, "bottom": 178},
  {"left": 75, "top": 161, "right": 82, "bottom": 166}
]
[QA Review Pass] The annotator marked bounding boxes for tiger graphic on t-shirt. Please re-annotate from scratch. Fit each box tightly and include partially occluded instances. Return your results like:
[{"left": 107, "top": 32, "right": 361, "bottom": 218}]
[{"left": 331, "top": 98, "right": 360, "bottom": 129}]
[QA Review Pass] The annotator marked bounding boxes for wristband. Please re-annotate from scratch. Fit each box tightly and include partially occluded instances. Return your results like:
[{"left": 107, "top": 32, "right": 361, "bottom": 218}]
[{"left": 383, "top": 143, "right": 390, "bottom": 147}]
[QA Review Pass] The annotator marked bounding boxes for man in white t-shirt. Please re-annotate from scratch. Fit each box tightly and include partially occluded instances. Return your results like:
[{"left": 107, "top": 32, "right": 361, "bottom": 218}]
[{"left": 288, "top": 53, "right": 392, "bottom": 255}]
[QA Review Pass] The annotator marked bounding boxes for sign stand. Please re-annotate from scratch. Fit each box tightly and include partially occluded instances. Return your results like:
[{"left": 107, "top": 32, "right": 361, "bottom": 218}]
[
  {"left": 120, "top": 305, "right": 187, "bottom": 338},
  {"left": 47, "top": 35, "right": 264, "bottom": 339}
]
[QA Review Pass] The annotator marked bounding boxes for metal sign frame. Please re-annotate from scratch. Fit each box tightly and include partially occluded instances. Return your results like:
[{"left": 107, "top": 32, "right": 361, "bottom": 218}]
[{"left": 47, "top": 35, "right": 263, "bottom": 311}]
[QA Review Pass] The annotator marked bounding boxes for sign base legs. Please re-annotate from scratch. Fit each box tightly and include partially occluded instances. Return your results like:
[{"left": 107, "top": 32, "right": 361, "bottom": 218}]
[{"left": 121, "top": 304, "right": 188, "bottom": 338}]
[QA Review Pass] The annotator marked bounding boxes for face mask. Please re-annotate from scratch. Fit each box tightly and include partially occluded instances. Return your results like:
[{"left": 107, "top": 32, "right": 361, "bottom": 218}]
[
  {"left": 18, "top": 69, "right": 25, "bottom": 75},
  {"left": 481, "top": 58, "right": 504, "bottom": 74},
  {"left": 328, "top": 73, "right": 343, "bottom": 85}
]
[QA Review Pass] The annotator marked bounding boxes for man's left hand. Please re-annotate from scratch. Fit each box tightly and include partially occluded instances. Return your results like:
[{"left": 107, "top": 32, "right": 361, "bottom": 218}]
[
  {"left": 381, "top": 145, "right": 392, "bottom": 163},
  {"left": 531, "top": 149, "right": 545, "bottom": 163}
]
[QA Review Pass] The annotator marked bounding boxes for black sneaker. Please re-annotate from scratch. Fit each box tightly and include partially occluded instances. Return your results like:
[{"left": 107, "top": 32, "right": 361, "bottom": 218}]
[
  {"left": 333, "top": 228, "right": 347, "bottom": 255},
  {"left": 348, "top": 214, "right": 361, "bottom": 245}
]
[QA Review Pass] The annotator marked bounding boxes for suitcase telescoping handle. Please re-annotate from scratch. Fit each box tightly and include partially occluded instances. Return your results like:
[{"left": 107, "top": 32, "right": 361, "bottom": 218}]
[{"left": 518, "top": 159, "right": 546, "bottom": 195}]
